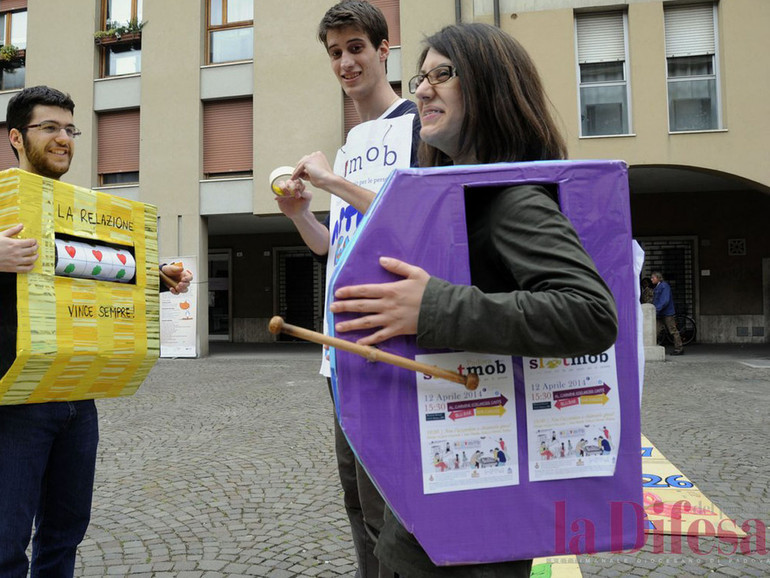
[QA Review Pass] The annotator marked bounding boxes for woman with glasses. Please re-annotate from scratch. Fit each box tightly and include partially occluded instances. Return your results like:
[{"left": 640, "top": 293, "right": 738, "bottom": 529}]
[{"left": 330, "top": 23, "right": 618, "bottom": 577}]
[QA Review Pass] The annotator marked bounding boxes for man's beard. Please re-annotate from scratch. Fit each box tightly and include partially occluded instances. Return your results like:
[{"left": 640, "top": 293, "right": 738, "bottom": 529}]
[{"left": 23, "top": 136, "right": 71, "bottom": 179}]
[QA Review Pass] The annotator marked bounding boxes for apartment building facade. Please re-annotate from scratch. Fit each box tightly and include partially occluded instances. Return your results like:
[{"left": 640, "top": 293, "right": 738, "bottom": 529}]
[{"left": 1, "top": 0, "right": 767, "bottom": 349}]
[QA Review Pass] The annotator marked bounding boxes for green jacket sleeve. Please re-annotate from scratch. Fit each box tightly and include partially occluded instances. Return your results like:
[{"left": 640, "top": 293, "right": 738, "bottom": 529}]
[{"left": 416, "top": 186, "right": 617, "bottom": 358}]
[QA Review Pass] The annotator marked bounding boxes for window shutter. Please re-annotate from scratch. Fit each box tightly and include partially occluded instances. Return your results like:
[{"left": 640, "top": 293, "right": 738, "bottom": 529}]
[
  {"left": 1, "top": 1, "right": 28, "bottom": 12},
  {"left": 203, "top": 98, "right": 252, "bottom": 175},
  {"left": 665, "top": 3, "right": 715, "bottom": 57},
  {"left": 98, "top": 109, "right": 140, "bottom": 175},
  {"left": 0, "top": 125, "right": 18, "bottom": 170},
  {"left": 344, "top": 84, "right": 402, "bottom": 139},
  {"left": 370, "top": 0, "right": 400, "bottom": 46},
  {"left": 576, "top": 12, "right": 625, "bottom": 64}
]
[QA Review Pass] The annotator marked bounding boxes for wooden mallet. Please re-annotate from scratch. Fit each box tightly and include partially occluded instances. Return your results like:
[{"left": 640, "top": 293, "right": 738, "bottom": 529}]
[
  {"left": 159, "top": 269, "right": 178, "bottom": 290},
  {"left": 160, "top": 262, "right": 189, "bottom": 291},
  {"left": 268, "top": 316, "right": 479, "bottom": 390}
]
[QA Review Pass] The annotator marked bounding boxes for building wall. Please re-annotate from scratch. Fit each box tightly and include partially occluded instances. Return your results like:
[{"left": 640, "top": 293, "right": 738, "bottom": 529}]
[
  {"left": 502, "top": 0, "right": 770, "bottom": 191},
  {"left": 142, "top": 0, "right": 203, "bottom": 247},
  {"left": 400, "top": 1, "right": 455, "bottom": 81},
  {"left": 252, "top": 1, "right": 340, "bottom": 217},
  {"left": 500, "top": 0, "right": 769, "bottom": 342},
  {"left": 141, "top": 2, "right": 210, "bottom": 355},
  {"left": 24, "top": 0, "right": 97, "bottom": 189},
  {"left": 7, "top": 0, "right": 768, "bottom": 346}
]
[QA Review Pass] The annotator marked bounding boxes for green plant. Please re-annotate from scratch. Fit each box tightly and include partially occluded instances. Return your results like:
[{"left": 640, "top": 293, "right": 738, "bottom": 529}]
[
  {"left": 94, "top": 18, "right": 146, "bottom": 40},
  {"left": 0, "top": 44, "right": 20, "bottom": 62}
]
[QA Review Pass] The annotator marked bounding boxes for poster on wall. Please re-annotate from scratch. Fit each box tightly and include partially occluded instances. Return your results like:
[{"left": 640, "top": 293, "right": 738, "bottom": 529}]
[{"left": 160, "top": 255, "right": 198, "bottom": 358}]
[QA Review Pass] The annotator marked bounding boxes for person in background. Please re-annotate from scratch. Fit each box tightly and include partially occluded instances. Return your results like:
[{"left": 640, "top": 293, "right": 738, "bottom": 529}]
[{"left": 651, "top": 271, "right": 683, "bottom": 355}]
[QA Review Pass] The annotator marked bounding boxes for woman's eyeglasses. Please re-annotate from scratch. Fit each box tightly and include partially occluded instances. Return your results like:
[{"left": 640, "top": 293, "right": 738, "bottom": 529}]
[{"left": 408, "top": 65, "right": 459, "bottom": 94}]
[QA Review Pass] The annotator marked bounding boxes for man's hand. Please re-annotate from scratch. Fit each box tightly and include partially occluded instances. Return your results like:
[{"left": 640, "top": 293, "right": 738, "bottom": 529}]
[
  {"left": 275, "top": 178, "right": 312, "bottom": 220},
  {"left": 0, "top": 224, "right": 38, "bottom": 273},
  {"left": 292, "top": 151, "right": 336, "bottom": 192},
  {"left": 330, "top": 257, "right": 429, "bottom": 345},
  {"left": 161, "top": 263, "right": 192, "bottom": 295}
]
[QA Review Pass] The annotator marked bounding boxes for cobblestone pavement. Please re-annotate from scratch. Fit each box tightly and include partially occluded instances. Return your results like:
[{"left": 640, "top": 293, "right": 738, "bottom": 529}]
[{"left": 72, "top": 343, "right": 770, "bottom": 577}]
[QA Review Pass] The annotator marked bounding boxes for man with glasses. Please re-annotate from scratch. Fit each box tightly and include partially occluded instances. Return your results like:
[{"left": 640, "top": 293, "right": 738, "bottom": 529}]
[
  {"left": 274, "top": 2, "right": 419, "bottom": 576},
  {"left": 0, "top": 85, "right": 190, "bottom": 578}
]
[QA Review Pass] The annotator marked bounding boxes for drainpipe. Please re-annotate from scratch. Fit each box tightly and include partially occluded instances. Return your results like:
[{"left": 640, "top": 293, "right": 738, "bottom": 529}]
[
  {"left": 456, "top": 0, "right": 462, "bottom": 24},
  {"left": 494, "top": 0, "right": 500, "bottom": 27}
]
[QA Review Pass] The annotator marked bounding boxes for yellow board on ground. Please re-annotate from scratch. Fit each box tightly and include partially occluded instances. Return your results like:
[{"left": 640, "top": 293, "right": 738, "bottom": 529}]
[
  {"left": 531, "top": 555, "right": 582, "bottom": 577},
  {"left": 641, "top": 434, "right": 745, "bottom": 538},
  {"left": 0, "top": 168, "right": 159, "bottom": 405}
]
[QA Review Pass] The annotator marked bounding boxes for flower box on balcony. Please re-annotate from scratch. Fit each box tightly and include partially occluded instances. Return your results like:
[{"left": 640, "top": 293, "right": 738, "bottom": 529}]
[
  {"left": 0, "top": 47, "right": 25, "bottom": 69},
  {"left": 94, "top": 31, "right": 142, "bottom": 46}
]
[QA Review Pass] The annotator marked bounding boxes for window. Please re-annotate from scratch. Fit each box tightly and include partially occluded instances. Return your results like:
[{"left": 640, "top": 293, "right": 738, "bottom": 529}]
[
  {"left": 575, "top": 12, "right": 630, "bottom": 136},
  {"left": 207, "top": 0, "right": 253, "bottom": 64},
  {"left": 99, "top": 0, "right": 143, "bottom": 77},
  {"left": 664, "top": 3, "right": 720, "bottom": 132},
  {"left": 98, "top": 109, "right": 140, "bottom": 186},
  {"left": 370, "top": 0, "right": 401, "bottom": 46},
  {"left": 0, "top": 2, "right": 27, "bottom": 91},
  {"left": 203, "top": 98, "right": 253, "bottom": 178}
]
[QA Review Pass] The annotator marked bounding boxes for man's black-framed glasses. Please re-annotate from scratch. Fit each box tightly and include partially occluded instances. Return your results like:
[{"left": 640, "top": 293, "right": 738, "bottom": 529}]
[
  {"left": 23, "top": 122, "right": 82, "bottom": 139},
  {"left": 408, "top": 65, "right": 459, "bottom": 94}
]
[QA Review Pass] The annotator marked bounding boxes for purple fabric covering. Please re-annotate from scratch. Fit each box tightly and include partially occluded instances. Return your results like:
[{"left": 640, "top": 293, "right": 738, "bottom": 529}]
[{"left": 329, "top": 161, "right": 643, "bottom": 564}]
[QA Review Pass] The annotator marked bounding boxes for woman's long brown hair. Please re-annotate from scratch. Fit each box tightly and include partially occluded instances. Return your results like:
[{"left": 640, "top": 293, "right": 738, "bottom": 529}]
[{"left": 417, "top": 23, "right": 567, "bottom": 168}]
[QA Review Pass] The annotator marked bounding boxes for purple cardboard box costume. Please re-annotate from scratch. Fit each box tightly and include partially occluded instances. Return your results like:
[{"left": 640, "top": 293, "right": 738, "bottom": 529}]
[{"left": 329, "top": 160, "right": 643, "bottom": 565}]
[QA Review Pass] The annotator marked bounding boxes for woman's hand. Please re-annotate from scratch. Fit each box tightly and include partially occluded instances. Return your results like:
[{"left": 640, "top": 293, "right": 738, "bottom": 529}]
[{"left": 330, "top": 256, "right": 429, "bottom": 345}]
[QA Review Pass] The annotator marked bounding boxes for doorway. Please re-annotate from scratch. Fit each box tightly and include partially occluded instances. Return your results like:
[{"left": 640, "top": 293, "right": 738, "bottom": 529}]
[
  {"left": 637, "top": 237, "right": 697, "bottom": 317},
  {"left": 208, "top": 249, "right": 232, "bottom": 341},
  {"left": 274, "top": 247, "right": 324, "bottom": 340}
]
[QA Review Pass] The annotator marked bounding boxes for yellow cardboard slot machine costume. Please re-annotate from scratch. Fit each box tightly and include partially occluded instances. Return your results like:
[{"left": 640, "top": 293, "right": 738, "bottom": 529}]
[{"left": 0, "top": 168, "right": 159, "bottom": 405}]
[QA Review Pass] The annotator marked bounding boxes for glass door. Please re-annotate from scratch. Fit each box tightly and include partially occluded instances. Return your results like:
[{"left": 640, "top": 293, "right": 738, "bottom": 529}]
[{"left": 208, "top": 249, "right": 231, "bottom": 341}]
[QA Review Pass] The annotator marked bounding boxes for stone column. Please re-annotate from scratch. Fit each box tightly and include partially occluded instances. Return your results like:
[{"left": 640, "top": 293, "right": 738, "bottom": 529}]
[{"left": 642, "top": 303, "right": 666, "bottom": 362}]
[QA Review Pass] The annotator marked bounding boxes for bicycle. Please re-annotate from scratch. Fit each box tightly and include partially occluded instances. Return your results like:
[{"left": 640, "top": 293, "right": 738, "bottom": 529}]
[{"left": 665, "top": 314, "right": 697, "bottom": 346}]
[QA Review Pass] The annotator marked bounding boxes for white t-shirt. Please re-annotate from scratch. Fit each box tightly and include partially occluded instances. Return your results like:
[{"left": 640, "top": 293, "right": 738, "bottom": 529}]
[{"left": 320, "top": 99, "right": 416, "bottom": 376}]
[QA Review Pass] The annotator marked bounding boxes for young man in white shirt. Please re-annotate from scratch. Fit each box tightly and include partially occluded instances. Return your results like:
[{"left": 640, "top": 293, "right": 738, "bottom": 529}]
[{"left": 275, "top": 3, "right": 420, "bottom": 576}]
